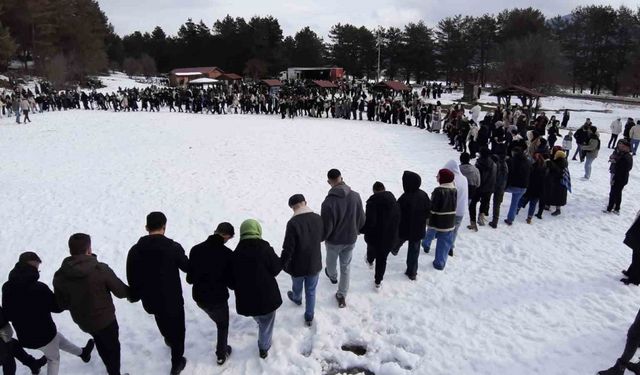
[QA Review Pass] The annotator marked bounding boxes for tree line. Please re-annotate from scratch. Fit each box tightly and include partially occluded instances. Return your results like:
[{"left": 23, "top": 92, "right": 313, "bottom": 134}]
[{"left": 0, "top": 2, "right": 639, "bottom": 95}]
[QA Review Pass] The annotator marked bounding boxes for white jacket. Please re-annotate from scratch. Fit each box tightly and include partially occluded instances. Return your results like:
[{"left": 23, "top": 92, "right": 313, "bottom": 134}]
[
  {"left": 610, "top": 119, "right": 622, "bottom": 135},
  {"left": 444, "top": 160, "right": 468, "bottom": 219}
]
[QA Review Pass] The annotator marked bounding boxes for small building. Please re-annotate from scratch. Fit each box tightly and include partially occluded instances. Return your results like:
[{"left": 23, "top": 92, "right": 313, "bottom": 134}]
[
  {"left": 374, "top": 81, "right": 411, "bottom": 92},
  {"left": 218, "top": 73, "right": 243, "bottom": 81},
  {"left": 260, "top": 79, "right": 283, "bottom": 95},
  {"left": 310, "top": 80, "right": 339, "bottom": 89},
  {"left": 169, "top": 67, "right": 224, "bottom": 87},
  {"left": 280, "top": 67, "right": 344, "bottom": 81}
]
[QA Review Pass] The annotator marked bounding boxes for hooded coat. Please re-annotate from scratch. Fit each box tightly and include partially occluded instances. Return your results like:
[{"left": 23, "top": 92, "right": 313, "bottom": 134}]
[
  {"left": 397, "top": 172, "right": 431, "bottom": 241},
  {"left": 187, "top": 234, "right": 234, "bottom": 306},
  {"left": 506, "top": 152, "right": 531, "bottom": 189},
  {"left": 2, "top": 263, "right": 62, "bottom": 349},
  {"left": 321, "top": 182, "right": 365, "bottom": 245},
  {"left": 362, "top": 191, "right": 401, "bottom": 250},
  {"left": 544, "top": 157, "right": 568, "bottom": 207},
  {"left": 444, "top": 160, "right": 469, "bottom": 218},
  {"left": 53, "top": 254, "right": 129, "bottom": 334},
  {"left": 126, "top": 234, "right": 189, "bottom": 315},
  {"left": 232, "top": 220, "right": 282, "bottom": 317}
]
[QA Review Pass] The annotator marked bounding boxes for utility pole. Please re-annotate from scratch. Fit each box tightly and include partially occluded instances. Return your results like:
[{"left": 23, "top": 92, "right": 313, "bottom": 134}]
[{"left": 376, "top": 33, "right": 382, "bottom": 83}]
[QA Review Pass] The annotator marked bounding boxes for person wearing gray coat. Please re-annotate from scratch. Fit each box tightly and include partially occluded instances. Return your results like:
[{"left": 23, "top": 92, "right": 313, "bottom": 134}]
[{"left": 321, "top": 169, "right": 365, "bottom": 308}]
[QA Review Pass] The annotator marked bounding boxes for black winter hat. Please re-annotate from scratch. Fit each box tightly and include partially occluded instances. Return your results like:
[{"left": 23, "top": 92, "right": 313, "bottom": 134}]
[{"left": 288, "top": 194, "right": 306, "bottom": 207}]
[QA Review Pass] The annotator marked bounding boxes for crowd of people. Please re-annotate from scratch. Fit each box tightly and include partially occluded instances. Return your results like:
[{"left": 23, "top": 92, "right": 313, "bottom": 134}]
[{"left": 1, "top": 78, "right": 640, "bottom": 375}]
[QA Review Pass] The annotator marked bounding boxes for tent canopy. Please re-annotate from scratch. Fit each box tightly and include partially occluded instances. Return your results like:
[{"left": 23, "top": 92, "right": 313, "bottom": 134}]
[{"left": 311, "top": 80, "right": 338, "bottom": 88}]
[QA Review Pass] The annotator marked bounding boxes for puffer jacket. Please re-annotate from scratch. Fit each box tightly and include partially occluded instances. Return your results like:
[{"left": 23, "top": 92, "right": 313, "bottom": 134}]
[{"left": 428, "top": 183, "right": 457, "bottom": 232}]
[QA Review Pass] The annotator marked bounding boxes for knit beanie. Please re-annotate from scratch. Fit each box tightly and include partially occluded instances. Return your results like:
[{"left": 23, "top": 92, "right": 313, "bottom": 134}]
[{"left": 438, "top": 169, "right": 455, "bottom": 184}]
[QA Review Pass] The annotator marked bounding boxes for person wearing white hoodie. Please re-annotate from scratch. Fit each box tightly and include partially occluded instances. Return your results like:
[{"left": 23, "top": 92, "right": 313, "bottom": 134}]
[
  {"left": 422, "top": 160, "right": 468, "bottom": 256},
  {"left": 609, "top": 118, "right": 623, "bottom": 149}
]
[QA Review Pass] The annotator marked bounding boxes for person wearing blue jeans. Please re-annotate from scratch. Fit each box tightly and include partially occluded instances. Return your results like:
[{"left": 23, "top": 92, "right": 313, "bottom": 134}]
[
  {"left": 632, "top": 139, "right": 639, "bottom": 156},
  {"left": 505, "top": 186, "right": 526, "bottom": 223},
  {"left": 504, "top": 147, "right": 531, "bottom": 225},
  {"left": 281, "top": 194, "right": 324, "bottom": 325},
  {"left": 253, "top": 312, "right": 276, "bottom": 353},
  {"left": 288, "top": 274, "right": 319, "bottom": 323},
  {"left": 231, "top": 220, "right": 283, "bottom": 359},
  {"left": 581, "top": 126, "right": 601, "bottom": 179},
  {"left": 424, "top": 169, "right": 458, "bottom": 271},
  {"left": 325, "top": 244, "right": 354, "bottom": 300},
  {"left": 321, "top": 169, "right": 365, "bottom": 308}
]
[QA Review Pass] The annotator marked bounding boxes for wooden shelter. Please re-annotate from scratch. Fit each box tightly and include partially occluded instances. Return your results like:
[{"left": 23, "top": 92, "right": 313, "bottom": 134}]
[
  {"left": 311, "top": 80, "right": 338, "bottom": 89},
  {"left": 373, "top": 81, "right": 411, "bottom": 92},
  {"left": 219, "top": 73, "right": 242, "bottom": 81},
  {"left": 490, "top": 85, "right": 546, "bottom": 108}
]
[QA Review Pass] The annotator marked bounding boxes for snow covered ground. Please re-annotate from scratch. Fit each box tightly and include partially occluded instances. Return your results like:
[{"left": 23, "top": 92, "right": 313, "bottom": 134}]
[{"left": 0, "top": 98, "right": 639, "bottom": 374}]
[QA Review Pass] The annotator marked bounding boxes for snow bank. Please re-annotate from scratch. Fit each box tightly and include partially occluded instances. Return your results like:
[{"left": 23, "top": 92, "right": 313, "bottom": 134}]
[{"left": 0, "top": 110, "right": 638, "bottom": 375}]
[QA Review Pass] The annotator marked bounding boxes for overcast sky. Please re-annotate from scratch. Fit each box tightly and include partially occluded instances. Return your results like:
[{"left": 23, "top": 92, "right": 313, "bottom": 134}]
[{"left": 98, "top": 0, "right": 640, "bottom": 38}]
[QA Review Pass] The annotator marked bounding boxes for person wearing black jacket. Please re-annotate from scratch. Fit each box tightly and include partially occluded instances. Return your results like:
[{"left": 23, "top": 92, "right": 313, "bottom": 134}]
[
  {"left": 395, "top": 171, "right": 431, "bottom": 281},
  {"left": 606, "top": 140, "right": 634, "bottom": 214},
  {"left": 231, "top": 219, "right": 282, "bottom": 359},
  {"left": 0, "top": 305, "right": 47, "bottom": 375},
  {"left": 126, "top": 212, "right": 189, "bottom": 375},
  {"left": 521, "top": 153, "right": 548, "bottom": 223},
  {"left": 281, "top": 195, "right": 324, "bottom": 326},
  {"left": 621, "top": 211, "right": 640, "bottom": 286},
  {"left": 598, "top": 306, "right": 640, "bottom": 374},
  {"left": 187, "top": 223, "right": 235, "bottom": 365},
  {"left": 468, "top": 148, "right": 496, "bottom": 230},
  {"left": 2, "top": 252, "right": 93, "bottom": 375},
  {"left": 572, "top": 123, "right": 589, "bottom": 161},
  {"left": 504, "top": 147, "right": 531, "bottom": 225},
  {"left": 362, "top": 182, "right": 401, "bottom": 288}
]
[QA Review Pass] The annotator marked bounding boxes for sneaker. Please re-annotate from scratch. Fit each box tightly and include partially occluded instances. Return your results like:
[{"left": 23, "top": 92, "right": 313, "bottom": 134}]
[
  {"left": 170, "top": 357, "right": 187, "bottom": 375},
  {"left": 80, "top": 339, "right": 94, "bottom": 363},
  {"left": 488, "top": 221, "right": 497, "bottom": 229},
  {"left": 217, "top": 346, "right": 232, "bottom": 366},
  {"left": 259, "top": 349, "right": 269, "bottom": 359},
  {"left": 535, "top": 213, "right": 543, "bottom": 220},
  {"left": 324, "top": 268, "right": 337, "bottom": 284},
  {"left": 335, "top": 294, "right": 346, "bottom": 308},
  {"left": 366, "top": 258, "right": 374, "bottom": 269},
  {"left": 29, "top": 356, "right": 47, "bottom": 375},
  {"left": 287, "top": 291, "right": 302, "bottom": 306},
  {"left": 305, "top": 319, "right": 313, "bottom": 327},
  {"left": 503, "top": 219, "right": 512, "bottom": 226},
  {"left": 478, "top": 214, "right": 487, "bottom": 226},
  {"left": 375, "top": 282, "right": 381, "bottom": 289}
]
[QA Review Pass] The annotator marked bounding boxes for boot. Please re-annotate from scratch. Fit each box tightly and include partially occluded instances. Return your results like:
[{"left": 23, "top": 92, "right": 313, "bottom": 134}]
[
  {"left": 217, "top": 346, "right": 232, "bottom": 366},
  {"left": 488, "top": 220, "right": 497, "bottom": 229},
  {"left": 597, "top": 360, "right": 626, "bottom": 375},
  {"left": 170, "top": 357, "right": 187, "bottom": 375},
  {"left": 467, "top": 223, "right": 478, "bottom": 232},
  {"left": 29, "top": 356, "right": 47, "bottom": 375},
  {"left": 80, "top": 339, "right": 94, "bottom": 363},
  {"left": 526, "top": 217, "right": 532, "bottom": 224},
  {"left": 478, "top": 213, "right": 487, "bottom": 226},
  {"left": 551, "top": 208, "right": 561, "bottom": 216}
]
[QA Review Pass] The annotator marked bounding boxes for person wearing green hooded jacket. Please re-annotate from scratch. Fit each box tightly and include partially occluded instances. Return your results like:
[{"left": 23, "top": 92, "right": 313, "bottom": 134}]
[{"left": 231, "top": 219, "right": 282, "bottom": 359}]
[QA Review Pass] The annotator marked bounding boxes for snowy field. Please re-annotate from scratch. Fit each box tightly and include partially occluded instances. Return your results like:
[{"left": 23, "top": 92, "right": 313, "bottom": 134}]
[{"left": 0, "top": 101, "right": 640, "bottom": 374}]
